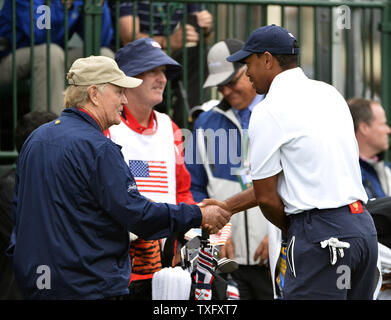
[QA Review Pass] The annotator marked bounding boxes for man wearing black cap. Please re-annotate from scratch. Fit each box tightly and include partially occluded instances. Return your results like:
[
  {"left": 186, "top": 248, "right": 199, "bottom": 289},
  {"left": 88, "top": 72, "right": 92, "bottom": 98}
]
[
  {"left": 105, "top": 38, "right": 197, "bottom": 299},
  {"left": 203, "top": 25, "right": 378, "bottom": 299},
  {"left": 186, "top": 39, "right": 275, "bottom": 300}
]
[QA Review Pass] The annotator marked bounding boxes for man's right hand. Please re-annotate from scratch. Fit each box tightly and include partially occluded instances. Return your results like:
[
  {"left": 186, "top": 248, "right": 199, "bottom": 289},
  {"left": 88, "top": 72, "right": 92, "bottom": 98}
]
[
  {"left": 198, "top": 198, "right": 229, "bottom": 212},
  {"left": 170, "top": 25, "right": 199, "bottom": 50},
  {"left": 198, "top": 203, "right": 231, "bottom": 234}
]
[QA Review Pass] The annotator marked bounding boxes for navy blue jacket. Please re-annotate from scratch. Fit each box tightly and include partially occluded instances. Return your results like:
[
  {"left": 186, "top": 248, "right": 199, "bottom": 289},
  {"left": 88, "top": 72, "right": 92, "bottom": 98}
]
[
  {"left": 360, "top": 158, "right": 391, "bottom": 199},
  {"left": 8, "top": 108, "right": 202, "bottom": 299}
]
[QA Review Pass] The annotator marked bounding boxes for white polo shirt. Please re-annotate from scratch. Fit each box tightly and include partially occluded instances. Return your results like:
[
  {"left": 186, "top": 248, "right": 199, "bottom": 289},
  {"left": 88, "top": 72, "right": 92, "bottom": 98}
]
[{"left": 249, "top": 67, "right": 368, "bottom": 214}]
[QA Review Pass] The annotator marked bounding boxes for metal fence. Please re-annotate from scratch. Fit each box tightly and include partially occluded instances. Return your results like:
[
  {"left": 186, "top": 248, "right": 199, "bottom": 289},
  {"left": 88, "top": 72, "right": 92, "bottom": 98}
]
[{"left": 0, "top": 0, "right": 391, "bottom": 167}]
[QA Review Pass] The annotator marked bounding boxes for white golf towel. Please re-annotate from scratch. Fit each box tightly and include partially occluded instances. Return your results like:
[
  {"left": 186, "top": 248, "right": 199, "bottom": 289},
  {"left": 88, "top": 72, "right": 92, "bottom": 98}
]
[{"left": 152, "top": 267, "right": 192, "bottom": 300}]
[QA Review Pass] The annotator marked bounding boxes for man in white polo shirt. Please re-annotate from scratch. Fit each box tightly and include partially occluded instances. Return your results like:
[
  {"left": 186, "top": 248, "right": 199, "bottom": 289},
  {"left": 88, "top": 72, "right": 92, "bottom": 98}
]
[{"left": 203, "top": 24, "right": 378, "bottom": 299}]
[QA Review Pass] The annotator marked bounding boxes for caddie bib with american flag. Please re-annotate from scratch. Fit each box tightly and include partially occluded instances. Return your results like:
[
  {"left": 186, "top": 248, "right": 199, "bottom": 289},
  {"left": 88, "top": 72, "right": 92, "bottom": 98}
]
[{"left": 108, "top": 110, "right": 177, "bottom": 204}]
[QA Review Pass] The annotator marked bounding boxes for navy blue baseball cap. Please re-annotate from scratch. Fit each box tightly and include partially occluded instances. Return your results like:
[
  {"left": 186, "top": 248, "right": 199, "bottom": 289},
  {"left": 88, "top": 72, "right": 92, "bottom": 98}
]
[
  {"left": 115, "top": 38, "right": 182, "bottom": 80},
  {"left": 227, "top": 24, "right": 300, "bottom": 63}
]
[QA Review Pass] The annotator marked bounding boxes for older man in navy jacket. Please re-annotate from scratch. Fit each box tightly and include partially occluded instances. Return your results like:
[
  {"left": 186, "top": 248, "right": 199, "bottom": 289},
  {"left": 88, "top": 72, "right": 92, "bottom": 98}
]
[{"left": 7, "top": 56, "right": 230, "bottom": 300}]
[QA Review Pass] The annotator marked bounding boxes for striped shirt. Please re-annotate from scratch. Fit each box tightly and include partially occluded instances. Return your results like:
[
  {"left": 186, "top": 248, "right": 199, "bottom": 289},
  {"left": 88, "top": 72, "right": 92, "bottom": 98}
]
[{"left": 110, "top": 1, "right": 200, "bottom": 35}]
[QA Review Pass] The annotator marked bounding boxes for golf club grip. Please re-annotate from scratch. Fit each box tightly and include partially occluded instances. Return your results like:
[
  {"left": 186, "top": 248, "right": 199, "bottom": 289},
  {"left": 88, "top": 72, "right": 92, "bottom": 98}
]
[{"left": 202, "top": 229, "right": 209, "bottom": 241}]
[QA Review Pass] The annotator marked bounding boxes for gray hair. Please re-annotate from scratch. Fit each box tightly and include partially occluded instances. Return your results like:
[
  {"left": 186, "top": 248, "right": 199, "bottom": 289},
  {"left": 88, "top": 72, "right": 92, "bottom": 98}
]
[{"left": 63, "top": 84, "right": 106, "bottom": 109}]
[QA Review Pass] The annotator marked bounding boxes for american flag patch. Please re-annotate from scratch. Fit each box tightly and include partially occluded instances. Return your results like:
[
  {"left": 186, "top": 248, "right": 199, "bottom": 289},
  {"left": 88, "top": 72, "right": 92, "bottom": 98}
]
[{"left": 129, "top": 160, "right": 168, "bottom": 194}]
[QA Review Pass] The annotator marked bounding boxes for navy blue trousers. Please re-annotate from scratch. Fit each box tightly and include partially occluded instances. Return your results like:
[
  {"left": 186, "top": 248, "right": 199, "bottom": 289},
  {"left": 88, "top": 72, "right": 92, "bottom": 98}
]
[{"left": 283, "top": 204, "right": 378, "bottom": 300}]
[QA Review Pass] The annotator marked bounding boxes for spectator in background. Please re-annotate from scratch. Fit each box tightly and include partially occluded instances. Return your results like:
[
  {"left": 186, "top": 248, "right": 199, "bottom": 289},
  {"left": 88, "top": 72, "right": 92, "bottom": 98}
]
[
  {"left": 347, "top": 98, "right": 391, "bottom": 199},
  {"left": 0, "top": 0, "right": 114, "bottom": 115},
  {"left": 109, "top": 1, "right": 212, "bottom": 50},
  {"left": 105, "top": 38, "right": 196, "bottom": 299},
  {"left": 185, "top": 39, "right": 274, "bottom": 299},
  {"left": 108, "top": 1, "right": 213, "bottom": 127},
  {"left": 0, "top": 111, "right": 58, "bottom": 300}
]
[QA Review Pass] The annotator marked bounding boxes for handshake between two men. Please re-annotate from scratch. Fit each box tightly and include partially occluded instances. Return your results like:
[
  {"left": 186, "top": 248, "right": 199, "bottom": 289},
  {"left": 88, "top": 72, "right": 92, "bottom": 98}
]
[
  {"left": 197, "top": 198, "right": 232, "bottom": 234},
  {"left": 196, "top": 185, "right": 287, "bottom": 235}
]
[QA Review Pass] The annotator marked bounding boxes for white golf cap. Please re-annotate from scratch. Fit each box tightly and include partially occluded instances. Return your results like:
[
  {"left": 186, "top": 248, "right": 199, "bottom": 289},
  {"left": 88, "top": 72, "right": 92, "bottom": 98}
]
[{"left": 203, "top": 39, "right": 245, "bottom": 88}]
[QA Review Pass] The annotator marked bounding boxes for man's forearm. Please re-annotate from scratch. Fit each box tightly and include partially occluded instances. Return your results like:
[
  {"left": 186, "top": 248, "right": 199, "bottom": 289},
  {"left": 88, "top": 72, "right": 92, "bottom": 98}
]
[
  {"left": 224, "top": 186, "right": 288, "bottom": 233},
  {"left": 252, "top": 176, "right": 288, "bottom": 233},
  {"left": 258, "top": 201, "right": 288, "bottom": 234},
  {"left": 224, "top": 187, "right": 258, "bottom": 214}
]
